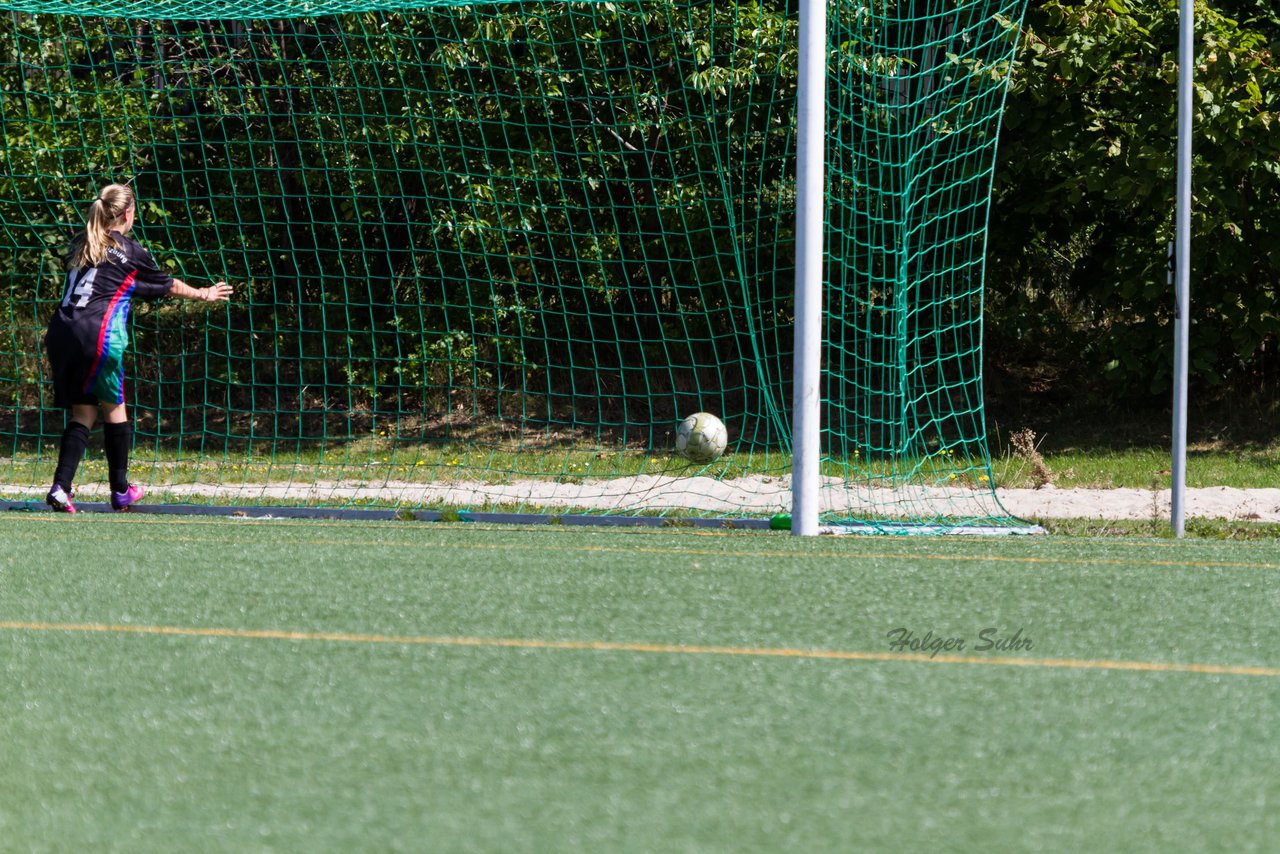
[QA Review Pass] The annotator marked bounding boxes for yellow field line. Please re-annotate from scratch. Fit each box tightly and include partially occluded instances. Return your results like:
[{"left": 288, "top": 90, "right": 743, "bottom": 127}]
[{"left": 2, "top": 620, "right": 1277, "bottom": 679}]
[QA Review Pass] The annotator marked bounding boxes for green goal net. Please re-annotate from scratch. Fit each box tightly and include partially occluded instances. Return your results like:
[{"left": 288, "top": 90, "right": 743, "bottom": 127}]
[{"left": 0, "top": 0, "right": 1032, "bottom": 531}]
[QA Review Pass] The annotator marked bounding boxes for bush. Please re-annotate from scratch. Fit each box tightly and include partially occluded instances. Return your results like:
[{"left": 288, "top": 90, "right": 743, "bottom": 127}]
[{"left": 987, "top": 0, "right": 1280, "bottom": 407}]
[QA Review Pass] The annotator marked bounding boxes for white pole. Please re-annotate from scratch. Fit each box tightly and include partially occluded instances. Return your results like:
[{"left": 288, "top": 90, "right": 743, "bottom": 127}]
[
  {"left": 1171, "top": 0, "right": 1193, "bottom": 537},
  {"left": 790, "top": 0, "right": 826, "bottom": 536}
]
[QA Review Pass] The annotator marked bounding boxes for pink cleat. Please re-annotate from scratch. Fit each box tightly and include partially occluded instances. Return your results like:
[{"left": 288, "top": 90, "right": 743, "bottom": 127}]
[
  {"left": 46, "top": 485, "right": 77, "bottom": 514},
  {"left": 110, "top": 484, "right": 145, "bottom": 512}
]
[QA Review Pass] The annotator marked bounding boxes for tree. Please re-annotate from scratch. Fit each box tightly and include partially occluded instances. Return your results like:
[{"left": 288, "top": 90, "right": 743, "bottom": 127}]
[{"left": 987, "top": 0, "right": 1280, "bottom": 408}]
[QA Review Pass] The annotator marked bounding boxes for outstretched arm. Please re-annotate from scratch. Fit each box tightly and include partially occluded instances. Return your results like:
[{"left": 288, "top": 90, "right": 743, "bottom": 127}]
[{"left": 170, "top": 279, "right": 233, "bottom": 303}]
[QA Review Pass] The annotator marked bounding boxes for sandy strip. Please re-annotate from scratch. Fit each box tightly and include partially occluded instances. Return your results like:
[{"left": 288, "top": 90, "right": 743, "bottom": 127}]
[{"left": 6, "top": 477, "right": 1280, "bottom": 522}]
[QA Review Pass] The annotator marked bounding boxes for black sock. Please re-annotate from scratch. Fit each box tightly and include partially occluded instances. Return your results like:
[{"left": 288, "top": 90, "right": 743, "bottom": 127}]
[
  {"left": 52, "top": 421, "right": 91, "bottom": 493},
  {"left": 103, "top": 421, "right": 133, "bottom": 494}
]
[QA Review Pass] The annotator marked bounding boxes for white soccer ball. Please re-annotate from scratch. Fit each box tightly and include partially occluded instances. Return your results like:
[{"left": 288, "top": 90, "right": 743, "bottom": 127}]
[{"left": 676, "top": 412, "right": 728, "bottom": 463}]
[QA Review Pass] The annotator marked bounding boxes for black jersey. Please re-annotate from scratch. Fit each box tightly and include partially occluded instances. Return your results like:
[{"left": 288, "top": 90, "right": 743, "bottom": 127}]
[
  {"left": 48, "top": 231, "right": 174, "bottom": 355},
  {"left": 45, "top": 232, "right": 174, "bottom": 407}
]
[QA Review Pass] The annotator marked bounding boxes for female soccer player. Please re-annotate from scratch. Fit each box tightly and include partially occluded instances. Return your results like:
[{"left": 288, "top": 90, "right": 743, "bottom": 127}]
[{"left": 44, "top": 183, "right": 233, "bottom": 513}]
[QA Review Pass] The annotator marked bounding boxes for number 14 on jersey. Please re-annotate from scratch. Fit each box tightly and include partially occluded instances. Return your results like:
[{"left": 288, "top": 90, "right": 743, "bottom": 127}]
[{"left": 62, "top": 268, "right": 97, "bottom": 308}]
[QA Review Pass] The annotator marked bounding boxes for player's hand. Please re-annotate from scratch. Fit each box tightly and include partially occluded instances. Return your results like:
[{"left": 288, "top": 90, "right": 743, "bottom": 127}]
[{"left": 204, "top": 282, "right": 233, "bottom": 302}]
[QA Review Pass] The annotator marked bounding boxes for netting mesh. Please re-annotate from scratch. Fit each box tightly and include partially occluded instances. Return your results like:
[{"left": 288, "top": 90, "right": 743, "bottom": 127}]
[{"left": 0, "top": 0, "right": 1031, "bottom": 529}]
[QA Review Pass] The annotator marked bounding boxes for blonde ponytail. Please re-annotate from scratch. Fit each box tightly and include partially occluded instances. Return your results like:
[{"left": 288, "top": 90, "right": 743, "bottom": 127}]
[{"left": 67, "top": 183, "right": 134, "bottom": 270}]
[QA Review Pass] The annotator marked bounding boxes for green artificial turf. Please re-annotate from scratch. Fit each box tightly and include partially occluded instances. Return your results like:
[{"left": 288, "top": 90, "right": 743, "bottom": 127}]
[{"left": 2, "top": 516, "right": 1278, "bottom": 851}]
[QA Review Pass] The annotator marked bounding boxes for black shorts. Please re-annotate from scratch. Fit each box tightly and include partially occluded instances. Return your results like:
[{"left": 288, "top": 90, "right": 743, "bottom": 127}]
[{"left": 45, "top": 323, "right": 107, "bottom": 409}]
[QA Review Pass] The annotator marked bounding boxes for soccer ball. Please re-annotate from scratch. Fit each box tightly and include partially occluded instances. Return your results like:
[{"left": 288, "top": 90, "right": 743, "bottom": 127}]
[{"left": 676, "top": 412, "right": 728, "bottom": 463}]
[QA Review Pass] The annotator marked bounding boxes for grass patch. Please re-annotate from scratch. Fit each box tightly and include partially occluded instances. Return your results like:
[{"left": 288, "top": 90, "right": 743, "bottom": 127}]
[
  {"left": 1, "top": 519, "right": 1278, "bottom": 849},
  {"left": 1013, "top": 446, "right": 1280, "bottom": 490},
  {"left": 1033, "top": 516, "right": 1280, "bottom": 539}
]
